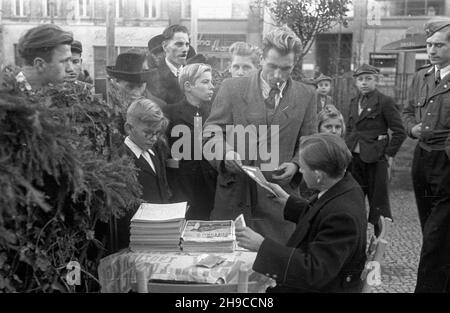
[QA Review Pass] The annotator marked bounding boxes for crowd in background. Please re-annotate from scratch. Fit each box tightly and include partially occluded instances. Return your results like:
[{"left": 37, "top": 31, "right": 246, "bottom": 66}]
[{"left": 3, "top": 16, "right": 450, "bottom": 293}]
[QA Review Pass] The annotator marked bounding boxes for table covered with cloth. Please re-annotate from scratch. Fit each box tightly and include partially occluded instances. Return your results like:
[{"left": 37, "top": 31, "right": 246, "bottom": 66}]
[{"left": 98, "top": 249, "right": 275, "bottom": 293}]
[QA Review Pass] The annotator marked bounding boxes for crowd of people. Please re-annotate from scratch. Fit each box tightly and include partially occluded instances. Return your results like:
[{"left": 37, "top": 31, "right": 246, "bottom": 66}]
[{"left": 4, "top": 15, "right": 450, "bottom": 293}]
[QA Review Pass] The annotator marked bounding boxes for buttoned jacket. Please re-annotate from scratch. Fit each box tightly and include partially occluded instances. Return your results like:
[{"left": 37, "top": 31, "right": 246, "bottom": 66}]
[
  {"left": 253, "top": 173, "right": 367, "bottom": 293},
  {"left": 403, "top": 65, "right": 450, "bottom": 159},
  {"left": 346, "top": 89, "right": 406, "bottom": 163}
]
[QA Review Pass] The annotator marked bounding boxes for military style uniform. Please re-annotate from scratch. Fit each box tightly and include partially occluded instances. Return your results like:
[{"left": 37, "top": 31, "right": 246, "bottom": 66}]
[{"left": 402, "top": 18, "right": 450, "bottom": 293}]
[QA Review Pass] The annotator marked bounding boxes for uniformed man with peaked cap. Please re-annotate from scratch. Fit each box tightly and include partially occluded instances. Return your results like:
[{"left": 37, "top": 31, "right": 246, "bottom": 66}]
[
  {"left": 16, "top": 24, "right": 73, "bottom": 92},
  {"left": 403, "top": 17, "right": 450, "bottom": 293}
]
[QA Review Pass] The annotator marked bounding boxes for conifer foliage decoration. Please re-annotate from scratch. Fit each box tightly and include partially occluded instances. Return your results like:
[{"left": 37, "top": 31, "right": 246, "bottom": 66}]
[{"left": 0, "top": 69, "right": 141, "bottom": 292}]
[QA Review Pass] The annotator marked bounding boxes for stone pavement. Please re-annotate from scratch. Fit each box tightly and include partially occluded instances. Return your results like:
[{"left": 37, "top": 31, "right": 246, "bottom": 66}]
[
  {"left": 369, "top": 189, "right": 422, "bottom": 293},
  {"left": 365, "top": 136, "right": 421, "bottom": 293}
]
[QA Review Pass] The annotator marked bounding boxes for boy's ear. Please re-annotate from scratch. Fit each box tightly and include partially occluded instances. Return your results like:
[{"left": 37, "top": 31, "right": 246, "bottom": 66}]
[
  {"left": 184, "top": 81, "right": 192, "bottom": 91},
  {"left": 124, "top": 122, "right": 132, "bottom": 135}
]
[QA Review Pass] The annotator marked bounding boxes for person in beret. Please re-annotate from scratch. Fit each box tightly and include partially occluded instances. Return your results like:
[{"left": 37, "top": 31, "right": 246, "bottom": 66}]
[
  {"left": 345, "top": 63, "right": 406, "bottom": 237},
  {"left": 16, "top": 24, "right": 73, "bottom": 93},
  {"left": 314, "top": 73, "right": 334, "bottom": 113},
  {"left": 403, "top": 17, "right": 450, "bottom": 293},
  {"left": 145, "top": 25, "right": 195, "bottom": 105}
]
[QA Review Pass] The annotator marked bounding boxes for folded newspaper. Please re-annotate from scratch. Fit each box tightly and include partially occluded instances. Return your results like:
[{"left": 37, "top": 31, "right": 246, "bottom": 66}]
[{"left": 241, "top": 166, "right": 277, "bottom": 196}]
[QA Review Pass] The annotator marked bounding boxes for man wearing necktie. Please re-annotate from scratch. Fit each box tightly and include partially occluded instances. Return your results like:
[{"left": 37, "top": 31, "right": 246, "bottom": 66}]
[
  {"left": 403, "top": 17, "right": 450, "bottom": 293},
  {"left": 345, "top": 63, "right": 406, "bottom": 237},
  {"left": 204, "top": 27, "right": 317, "bottom": 244}
]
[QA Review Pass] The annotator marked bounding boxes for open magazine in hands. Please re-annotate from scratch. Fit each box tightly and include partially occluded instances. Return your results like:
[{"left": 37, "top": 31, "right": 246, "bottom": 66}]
[{"left": 241, "top": 166, "right": 278, "bottom": 197}]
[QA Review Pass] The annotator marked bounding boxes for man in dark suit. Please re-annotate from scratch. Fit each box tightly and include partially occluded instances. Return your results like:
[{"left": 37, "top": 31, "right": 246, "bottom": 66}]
[
  {"left": 146, "top": 25, "right": 190, "bottom": 105},
  {"left": 346, "top": 63, "right": 406, "bottom": 236},
  {"left": 237, "top": 133, "right": 367, "bottom": 292},
  {"left": 403, "top": 18, "right": 450, "bottom": 293}
]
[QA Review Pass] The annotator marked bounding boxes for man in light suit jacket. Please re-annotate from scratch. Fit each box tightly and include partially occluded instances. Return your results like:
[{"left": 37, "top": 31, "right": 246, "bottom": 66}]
[{"left": 203, "top": 27, "right": 317, "bottom": 244}]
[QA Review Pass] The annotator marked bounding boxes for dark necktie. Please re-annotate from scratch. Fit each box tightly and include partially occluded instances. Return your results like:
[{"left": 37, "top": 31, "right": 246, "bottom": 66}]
[
  {"left": 359, "top": 95, "right": 368, "bottom": 114},
  {"left": 435, "top": 69, "right": 441, "bottom": 86},
  {"left": 265, "top": 87, "right": 280, "bottom": 110}
]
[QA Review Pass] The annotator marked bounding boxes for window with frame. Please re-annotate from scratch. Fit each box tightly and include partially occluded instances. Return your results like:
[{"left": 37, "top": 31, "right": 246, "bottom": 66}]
[
  {"left": 12, "top": 0, "right": 26, "bottom": 17},
  {"left": 181, "top": 0, "right": 191, "bottom": 18},
  {"left": 116, "top": 0, "right": 125, "bottom": 18},
  {"left": 78, "top": 0, "right": 92, "bottom": 17},
  {"left": 377, "top": 0, "right": 445, "bottom": 17},
  {"left": 42, "top": 0, "right": 58, "bottom": 17},
  {"left": 144, "top": 0, "right": 161, "bottom": 18}
]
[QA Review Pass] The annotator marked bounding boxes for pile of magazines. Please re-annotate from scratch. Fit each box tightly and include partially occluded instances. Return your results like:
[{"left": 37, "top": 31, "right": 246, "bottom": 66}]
[
  {"left": 180, "top": 220, "right": 236, "bottom": 253},
  {"left": 129, "top": 202, "right": 187, "bottom": 252}
]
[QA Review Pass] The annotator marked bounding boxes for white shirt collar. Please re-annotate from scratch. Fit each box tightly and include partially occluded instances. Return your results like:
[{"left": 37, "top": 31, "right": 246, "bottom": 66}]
[
  {"left": 165, "top": 57, "right": 183, "bottom": 77},
  {"left": 436, "top": 64, "right": 450, "bottom": 80},
  {"left": 317, "top": 189, "right": 327, "bottom": 199},
  {"left": 124, "top": 137, "right": 155, "bottom": 158}
]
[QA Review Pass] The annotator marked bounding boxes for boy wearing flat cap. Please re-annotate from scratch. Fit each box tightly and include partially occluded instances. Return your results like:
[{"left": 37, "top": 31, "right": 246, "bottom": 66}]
[
  {"left": 16, "top": 24, "right": 74, "bottom": 93},
  {"left": 403, "top": 17, "right": 450, "bottom": 293},
  {"left": 346, "top": 63, "right": 406, "bottom": 236},
  {"left": 314, "top": 73, "right": 334, "bottom": 112}
]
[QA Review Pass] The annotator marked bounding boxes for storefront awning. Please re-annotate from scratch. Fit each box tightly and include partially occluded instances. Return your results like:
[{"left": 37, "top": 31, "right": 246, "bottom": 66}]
[{"left": 381, "top": 33, "right": 426, "bottom": 51}]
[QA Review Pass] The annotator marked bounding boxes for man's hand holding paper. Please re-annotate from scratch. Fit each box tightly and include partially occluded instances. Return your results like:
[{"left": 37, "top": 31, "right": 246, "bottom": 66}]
[{"left": 271, "top": 162, "right": 298, "bottom": 185}]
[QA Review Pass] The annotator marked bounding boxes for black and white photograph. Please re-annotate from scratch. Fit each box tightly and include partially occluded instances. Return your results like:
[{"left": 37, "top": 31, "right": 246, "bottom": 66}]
[{"left": 0, "top": 0, "right": 449, "bottom": 300}]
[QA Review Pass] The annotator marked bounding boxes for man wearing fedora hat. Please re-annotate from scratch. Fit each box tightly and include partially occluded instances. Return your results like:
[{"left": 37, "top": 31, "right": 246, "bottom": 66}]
[
  {"left": 146, "top": 25, "right": 195, "bottom": 105},
  {"left": 107, "top": 52, "right": 153, "bottom": 105},
  {"left": 403, "top": 17, "right": 450, "bottom": 293},
  {"left": 346, "top": 63, "right": 406, "bottom": 236},
  {"left": 16, "top": 24, "right": 74, "bottom": 93}
]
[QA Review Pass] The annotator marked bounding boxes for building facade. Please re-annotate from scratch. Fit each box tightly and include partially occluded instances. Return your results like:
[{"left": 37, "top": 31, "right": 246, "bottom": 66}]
[{"left": 0, "top": 0, "right": 263, "bottom": 78}]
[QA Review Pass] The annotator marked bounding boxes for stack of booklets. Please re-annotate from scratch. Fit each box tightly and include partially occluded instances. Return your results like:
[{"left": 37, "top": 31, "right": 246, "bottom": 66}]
[
  {"left": 129, "top": 202, "right": 187, "bottom": 252},
  {"left": 181, "top": 220, "right": 236, "bottom": 253}
]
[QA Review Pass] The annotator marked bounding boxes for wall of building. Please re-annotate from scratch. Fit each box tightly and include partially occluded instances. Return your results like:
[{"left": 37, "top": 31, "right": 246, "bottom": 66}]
[{"left": 1, "top": 0, "right": 263, "bottom": 74}]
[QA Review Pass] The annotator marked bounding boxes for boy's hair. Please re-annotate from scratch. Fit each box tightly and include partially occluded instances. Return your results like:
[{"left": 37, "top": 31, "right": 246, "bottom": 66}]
[
  {"left": 178, "top": 63, "right": 212, "bottom": 93},
  {"left": 126, "top": 98, "right": 168, "bottom": 133},
  {"left": 229, "top": 42, "right": 262, "bottom": 67},
  {"left": 262, "top": 26, "right": 302, "bottom": 61},
  {"left": 318, "top": 105, "right": 346, "bottom": 138},
  {"left": 299, "top": 133, "right": 352, "bottom": 179}
]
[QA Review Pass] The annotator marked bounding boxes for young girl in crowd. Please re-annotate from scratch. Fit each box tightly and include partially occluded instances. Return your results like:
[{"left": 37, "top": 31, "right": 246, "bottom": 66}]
[
  {"left": 317, "top": 105, "right": 346, "bottom": 138},
  {"left": 300, "top": 105, "right": 346, "bottom": 199}
]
